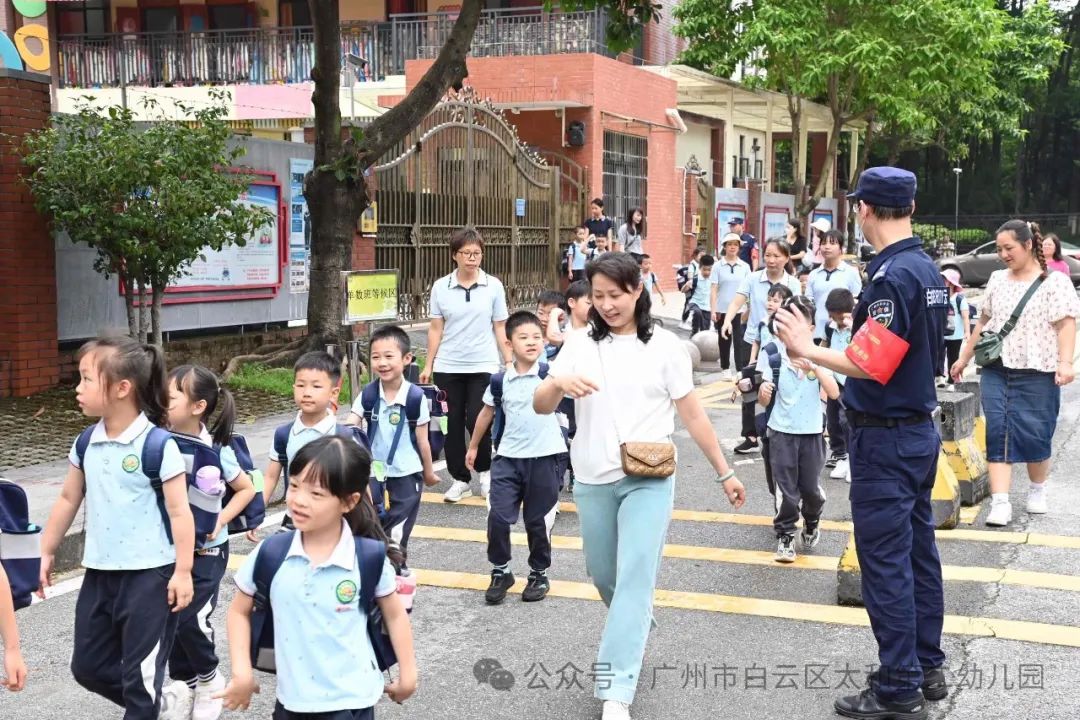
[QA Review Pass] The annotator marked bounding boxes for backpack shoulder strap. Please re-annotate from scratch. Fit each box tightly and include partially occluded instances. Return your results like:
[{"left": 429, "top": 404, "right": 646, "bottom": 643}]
[
  {"left": 489, "top": 371, "right": 506, "bottom": 406},
  {"left": 355, "top": 536, "right": 387, "bottom": 613},
  {"left": 273, "top": 423, "right": 291, "bottom": 465},
  {"left": 538, "top": 362, "right": 550, "bottom": 380},
  {"left": 252, "top": 532, "right": 294, "bottom": 611},
  {"left": 825, "top": 324, "right": 835, "bottom": 346},
  {"left": 74, "top": 424, "right": 96, "bottom": 470},
  {"left": 763, "top": 341, "right": 782, "bottom": 385},
  {"left": 360, "top": 381, "right": 381, "bottom": 425},
  {"left": 404, "top": 384, "right": 424, "bottom": 426},
  {"left": 142, "top": 425, "right": 174, "bottom": 532}
]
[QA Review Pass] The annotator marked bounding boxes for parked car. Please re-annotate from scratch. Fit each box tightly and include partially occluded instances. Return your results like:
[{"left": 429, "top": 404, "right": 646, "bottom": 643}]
[{"left": 936, "top": 241, "right": 1080, "bottom": 287}]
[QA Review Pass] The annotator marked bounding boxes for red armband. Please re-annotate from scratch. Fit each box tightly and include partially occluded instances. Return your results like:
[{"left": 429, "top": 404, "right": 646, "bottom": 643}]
[{"left": 845, "top": 317, "right": 910, "bottom": 384}]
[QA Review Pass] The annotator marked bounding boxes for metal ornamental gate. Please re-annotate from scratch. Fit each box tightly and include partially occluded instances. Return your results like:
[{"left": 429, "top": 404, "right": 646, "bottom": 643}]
[{"left": 372, "top": 99, "right": 561, "bottom": 321}]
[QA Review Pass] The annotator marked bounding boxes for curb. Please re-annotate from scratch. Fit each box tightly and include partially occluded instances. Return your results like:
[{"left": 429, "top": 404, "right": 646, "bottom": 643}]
[{"left": 939, "top": 389, "right": 989, "bottom": 506}]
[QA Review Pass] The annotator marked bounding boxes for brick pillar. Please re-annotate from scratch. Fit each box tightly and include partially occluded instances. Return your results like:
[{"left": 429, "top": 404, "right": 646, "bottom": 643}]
[{"left": 0, "top": 70, "right": 58, "bottom": 397}]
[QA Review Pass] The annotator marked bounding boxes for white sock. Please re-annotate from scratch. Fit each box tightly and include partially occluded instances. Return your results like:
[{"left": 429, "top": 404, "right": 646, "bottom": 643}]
[
  {"left": 992, "top": 492, "right": 1010, "bottom": 504},
  {"left": 1030, "top": 482, "right": 1046, "bottom": 494}
]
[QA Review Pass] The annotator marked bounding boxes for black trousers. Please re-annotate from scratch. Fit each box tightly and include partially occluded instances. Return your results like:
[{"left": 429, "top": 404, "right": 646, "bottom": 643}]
[
  {"left": 273, "top": 702, "right": 374, "bottom": 720},
  {"left": 689, "top": 303, "right": 711, "bottom": 335},
  {"left": 434, "top": 371, "right": 493, "bottom": 483},
  {"left": 170, "top": 546, "right": 228, "bottom": 683},
  {"left": 369, "top": 472, "right": 423, "bottom": 558},
  {"left": 487, "top": 454, "right": 565, "bottom": 571},
  {"left": 768, "top": 430, "right": 827, "bottom": 536},
  {"left": 72, "top": 566, "right": 179, "bottom": 719},
  {"left": 944, "top": 339, "right": 963, "bottom": 377},
  {"left": 826, "top": 397, "right": 849, "bottom": 456},
  {"left": 715, "top": 314, "right": 747, "bottom": 371}
]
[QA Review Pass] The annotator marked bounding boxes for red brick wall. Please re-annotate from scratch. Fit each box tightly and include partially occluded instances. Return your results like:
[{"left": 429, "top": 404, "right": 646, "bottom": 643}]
[
  {"left": 0, "top": 71, "right": 58, "bottom": 397},
  {"left": 644, "top": 1, "right": 689, "bottom": 66}
]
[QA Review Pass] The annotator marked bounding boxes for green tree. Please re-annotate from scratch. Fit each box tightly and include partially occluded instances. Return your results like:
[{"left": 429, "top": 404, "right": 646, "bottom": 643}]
[
  {"left": 675, "top": 0, "right": 1009, "bottom": 216},
  {"left": 301, "top": 0, "right": 661, "bottom": 351},
  {"left": 20, "top": 96, "right": 272, "bottom": 347}
]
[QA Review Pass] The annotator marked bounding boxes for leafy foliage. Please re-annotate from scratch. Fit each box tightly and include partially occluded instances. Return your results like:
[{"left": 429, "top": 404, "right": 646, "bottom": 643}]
[{"left": 19, "top": 93, "right": 272, "bottom": 346}]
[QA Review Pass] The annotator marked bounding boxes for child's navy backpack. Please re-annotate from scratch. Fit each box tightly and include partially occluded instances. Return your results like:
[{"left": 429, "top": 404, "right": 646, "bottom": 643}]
[
  {"left": 489, "top": 363, "right": 571, "bottom": 450},
  {"left": 0, "top": 479, "right": 41, "bottom": 611},
  {"left": 224, "top": 434, "right": 267, "bottom": 534},
  {"left": 271, "top": 422, "right": 371, "bottom": 470},
  {"left": 753, "top": 341, "right": 783, "bottom": 439},
  {"left": 75, "top": 424, "right": 191, "bottom": 544},
  {"left": 249, "top": 531, "right": 397, "bottom": 673},
  {"left": 358, "top": 380, "right": 427, "bottom": 465},
  {"left": 419, "top": 384, "right": 447, "bottom": 461}
]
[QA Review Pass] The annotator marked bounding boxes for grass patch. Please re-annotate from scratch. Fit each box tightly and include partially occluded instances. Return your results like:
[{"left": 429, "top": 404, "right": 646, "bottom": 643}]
[{"left": 226, "top": 363, "right": 361, "bottom": 405}]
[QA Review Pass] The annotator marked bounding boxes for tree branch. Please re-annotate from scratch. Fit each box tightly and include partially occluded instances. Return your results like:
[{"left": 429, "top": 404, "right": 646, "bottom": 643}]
[{"left": 356, "top": 0, "right": 484, "bottom": 164}]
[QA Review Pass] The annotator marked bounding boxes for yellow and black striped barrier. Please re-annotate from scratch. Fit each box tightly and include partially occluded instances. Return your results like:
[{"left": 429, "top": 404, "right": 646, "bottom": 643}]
[{"left": 942, "top": 383, "right": 989, "bottom": 506}]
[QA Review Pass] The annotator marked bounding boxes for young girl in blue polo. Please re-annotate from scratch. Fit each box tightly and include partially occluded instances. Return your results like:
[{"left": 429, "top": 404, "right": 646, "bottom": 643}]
[
  {"left": 162, "top": 364, "right": 256, "bottom": 720},
  {"left": 38, "top": 336, "right": 195, "bottom": 719},
  {"left": 219, "top": 436, "right": 417, "bottom": 720}
]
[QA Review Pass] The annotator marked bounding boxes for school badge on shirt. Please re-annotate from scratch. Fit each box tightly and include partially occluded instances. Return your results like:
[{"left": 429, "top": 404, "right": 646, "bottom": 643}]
[
  {"left": 388, "top": 410, "right": 402, "bottom": 426},
  {"left": 121, "top": 455, "right": 140, "bottom": 473},
  {"left": 336, "top": 579, "right": 358, "bottom": 607}
]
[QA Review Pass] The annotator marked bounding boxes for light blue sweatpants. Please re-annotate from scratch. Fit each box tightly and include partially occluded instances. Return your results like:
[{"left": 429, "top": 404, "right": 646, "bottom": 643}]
[{"left": 574, "top": 475, "right": 675, "bottom": 704}]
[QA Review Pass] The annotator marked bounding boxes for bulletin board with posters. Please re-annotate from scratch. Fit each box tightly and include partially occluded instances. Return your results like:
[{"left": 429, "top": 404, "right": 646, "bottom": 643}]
[
  {"left": 812, "top": 208, "right": 834, "bottom": 230},
  {"left": 715, "top": 203, "right": 747, "bottom": 255},
  {"left": 123, "top": 171, "right": 286, "bottom": 305},
  {"left": 762, "top": 206, "right": 791, "bottom": 243}
]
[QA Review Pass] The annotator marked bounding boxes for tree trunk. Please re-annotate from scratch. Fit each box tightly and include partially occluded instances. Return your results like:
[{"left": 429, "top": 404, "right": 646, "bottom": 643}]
[
  {"left": 151, "top": 286, "right": 164, "bottom": 349},
  {"left": 137, "top": 276, "right": 150, "bottom": 344},
  {"left": 802, "top": 114, "right": 845, "bottom": 217},
  {"left": 303, "top": 0, "right": 484, "bottom": 348},
  {"left": 122, "top": 272, "right": 137, "bottom": 339},
  {"left": 786, "top": 93, "right": 806, "bottom": 216}
]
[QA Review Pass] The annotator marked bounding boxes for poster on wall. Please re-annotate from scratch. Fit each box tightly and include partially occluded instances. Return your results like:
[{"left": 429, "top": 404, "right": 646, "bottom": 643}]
[
  {"left": 812, "top": 208, "right": 834, "bottom": 230},
  {"left": 171, "top": 182, "right": 280, "bottom": 288},
  {"left": 716, "top": 204, "right": 747, "bottom": 253},
  {"left": 763, "top": 207, "right": 790, "bottom": 243},
  {"left": 289, "top": 158, "right": 313, "bottom": 293}
]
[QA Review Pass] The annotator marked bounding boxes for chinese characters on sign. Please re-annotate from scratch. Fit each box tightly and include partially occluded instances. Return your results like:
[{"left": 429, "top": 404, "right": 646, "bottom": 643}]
[
  {"left": 342, "top": 270, "right": 399, "bottom": 324},
  {"left": 289, "top": 158, "right": 313, "bottom": 294}
]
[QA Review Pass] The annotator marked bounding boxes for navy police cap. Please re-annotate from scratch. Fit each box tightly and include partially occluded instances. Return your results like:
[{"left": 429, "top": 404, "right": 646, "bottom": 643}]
[
  {"left": 847, "top": 166, "right": 916, "bottom": 207},
  {"left": 727, "top": 216, "right": 745, "bottom": 225}
]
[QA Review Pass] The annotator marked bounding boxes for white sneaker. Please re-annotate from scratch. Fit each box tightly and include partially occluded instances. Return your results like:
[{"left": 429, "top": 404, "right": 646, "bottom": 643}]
[
  {"left": 986, "top": 498, "right": 1013, "bottom": 527},
  {"left": 192, "top": 674, "right": 225, "bottom": 720},
  {"left": 159, "top": 681, "right": 193, "bottom": 720},
  {"left": 720, "top": 369, "right": 734, "bottom": 382},
  {"left": 679, "top": 320, "right": 693, "bottom": 331},
  {"left": 829, "top": 458, "right": 850, "bottom": 481},
  {"left": 1026, "top": 487, "right": 1048, "bottom": 515},
  {"left": 602, "top": 700, "right": 632, "bottom": 720},
  {"left": 479, "top": 471, "right": 491, "bottom": 498},
  {"left": 443, "top": 480, "right": 473, "bottom": 503}
]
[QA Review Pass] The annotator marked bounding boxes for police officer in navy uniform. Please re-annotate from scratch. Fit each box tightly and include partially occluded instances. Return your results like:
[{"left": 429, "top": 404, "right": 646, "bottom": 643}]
[
  {"left": 728, "top": 217, "right": 757, "bottom": 269},
  {"left": 775, "top": 167, "right": 948, "bottom": 720}
]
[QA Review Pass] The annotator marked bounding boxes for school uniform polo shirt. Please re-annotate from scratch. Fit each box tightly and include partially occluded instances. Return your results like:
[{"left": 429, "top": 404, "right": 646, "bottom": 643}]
[
  {"left": 712, "top": 259, "right": 751, "bottom": 311},
  {"left": 268, "top": 411, "right": 338, "bottom": 469},
  {"left": 68, "top": 413, "right": 186, "bottom": 570},
  {"left": 482, "top": 360, "right": 567, "bottom": 459},
  {"left": 186, "top": 426, "right": 244, "bottom": 549},
  {"left": 688, "top": 271, "right": 713, "bottom": 309},
  {"left": 428, "top": 269, "right": 510, "bottom": 374},
  {"left": 235, "top": 520, "right": 396, "bottom": 713},
  {"left": 737, "top": 270, "right": 801, "bottom": 344},
  {"left": 569, "top": 243, "right": 587, "bottom": 271},
  {"left": 757, "top": 342, "right": 830, "bottom": 435},
  {"left": 807, "top": 262, "right": 863, "bottom": 339},
  {"left": 354, "top": 379, "right": 430, "bottom": 478}
]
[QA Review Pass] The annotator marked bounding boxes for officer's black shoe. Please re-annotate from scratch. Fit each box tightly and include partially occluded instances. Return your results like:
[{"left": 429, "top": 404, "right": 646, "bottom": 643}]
[
  {"left": 866, "top": 668, "right": 947, "bottom": 703},
  {"left": 834, "top": 688, "right": 927, "bottom": 720},
  {"left": 484, "top": 568, "right": 515, "bottom": 605},
  {"left": 921, "top": 667, "right": 948, "bottom": 701}
]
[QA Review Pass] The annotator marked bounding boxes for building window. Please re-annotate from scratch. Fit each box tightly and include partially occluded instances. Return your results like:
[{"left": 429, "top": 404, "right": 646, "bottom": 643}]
[
  {"left": 279, "top": 0, "right": 312, "bottom": 26},
  {"left": 143, "top": 6, "right": 179, "bottom": 33},
  {"left": 208, "top": 3, "right": 249, "bottom": 29},
  {"left": 57, "top": 0, "right": 110, "bottom": 37},
  {"left": 602, "top": 131, "right": 648, "bottom": 229}
]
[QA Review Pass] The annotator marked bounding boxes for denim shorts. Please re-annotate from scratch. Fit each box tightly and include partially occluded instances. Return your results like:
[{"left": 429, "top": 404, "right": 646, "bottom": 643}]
[{"left": 980, "top": 364, "right": 1060, "bottom": 463}]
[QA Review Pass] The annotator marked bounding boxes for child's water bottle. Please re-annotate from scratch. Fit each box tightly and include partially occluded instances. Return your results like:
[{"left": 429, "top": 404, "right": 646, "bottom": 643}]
[
  {"left": 396, "top": 570, "right": 417, "bottom": 613},
  {"left": 195, "top": 466, "right": 225, "bottom": 496}
]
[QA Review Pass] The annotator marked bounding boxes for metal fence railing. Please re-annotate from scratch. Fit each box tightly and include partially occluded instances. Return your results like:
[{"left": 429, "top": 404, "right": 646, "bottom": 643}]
[
  {"left": 916, "top": 213, "right": 1080, "bottom": 255},
  {"left": 57, "top": 7, "right": 612, "bottom": 90}
]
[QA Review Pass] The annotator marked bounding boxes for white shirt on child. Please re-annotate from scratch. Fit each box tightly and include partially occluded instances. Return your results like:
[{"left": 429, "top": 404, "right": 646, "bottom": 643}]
[{"left": 548, "top": 327, "right": 694, "bottom": 485}]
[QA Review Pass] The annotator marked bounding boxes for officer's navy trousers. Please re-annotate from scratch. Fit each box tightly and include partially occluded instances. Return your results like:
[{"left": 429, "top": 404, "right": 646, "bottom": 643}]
[
  {"left": 849, "top": 421, "right": 946, "bottom": 702},
  {"left": 71, "top": 566, "right": 179, "bottom": 719},
  {"left": 487, "top": 454, "right": 565, "bottom": 571}
]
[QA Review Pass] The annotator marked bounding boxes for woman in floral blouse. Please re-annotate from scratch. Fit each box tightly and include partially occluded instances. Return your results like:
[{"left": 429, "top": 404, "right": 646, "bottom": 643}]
[{"left": 951, "top": 220, "right": 1079, "bottom": 527}]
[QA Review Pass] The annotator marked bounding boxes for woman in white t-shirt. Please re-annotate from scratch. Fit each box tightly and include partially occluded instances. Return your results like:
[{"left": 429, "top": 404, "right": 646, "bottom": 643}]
[{"left": 533, "top": 253, "right": 745, "bottom": 720}]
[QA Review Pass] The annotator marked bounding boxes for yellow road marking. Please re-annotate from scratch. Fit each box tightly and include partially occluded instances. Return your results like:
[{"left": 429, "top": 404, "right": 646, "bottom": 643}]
[
  {"left": 420, "top": 493, "right": 1080, "bottom": 549},
  {"left": 959, "top": 505, "right": 981, "bottom": 525},
  {"left": 409, "top": 525, "right": 1080, "bottom": 593},
  {"left": 408, "top": 569, "right": 1080, "bottom": 649}
]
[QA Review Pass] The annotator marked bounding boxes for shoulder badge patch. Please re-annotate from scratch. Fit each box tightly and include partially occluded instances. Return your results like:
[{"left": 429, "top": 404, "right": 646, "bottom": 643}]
[{"left": 867, "top": 299, "right": 895, "bottom": 329}]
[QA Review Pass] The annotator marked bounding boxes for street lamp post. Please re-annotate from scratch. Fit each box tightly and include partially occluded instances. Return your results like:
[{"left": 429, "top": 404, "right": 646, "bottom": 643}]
[{"left": 953, "top": 167, "right": 963, "bottom": 236}]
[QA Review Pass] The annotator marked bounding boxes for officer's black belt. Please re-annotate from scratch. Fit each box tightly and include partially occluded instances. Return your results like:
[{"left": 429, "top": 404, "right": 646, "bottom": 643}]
[{"left": 845, "top": 411, "right": 932, "bottom": 428}]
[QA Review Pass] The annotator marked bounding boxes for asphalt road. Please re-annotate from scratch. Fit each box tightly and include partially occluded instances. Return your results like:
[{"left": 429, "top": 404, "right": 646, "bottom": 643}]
[{"left": 3, "top": 374, "right": 1079, "bottom": 720}]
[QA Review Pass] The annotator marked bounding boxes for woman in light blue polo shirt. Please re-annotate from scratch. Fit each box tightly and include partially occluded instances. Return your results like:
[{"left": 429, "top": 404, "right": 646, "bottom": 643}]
[{"left": 419, "top": 227, "right": 512, "bottom": 503}]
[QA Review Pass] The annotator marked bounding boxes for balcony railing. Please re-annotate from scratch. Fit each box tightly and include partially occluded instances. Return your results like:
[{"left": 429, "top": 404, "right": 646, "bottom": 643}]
[{"left": 57, "top": 7, "right": 613, "bottom": 90}]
